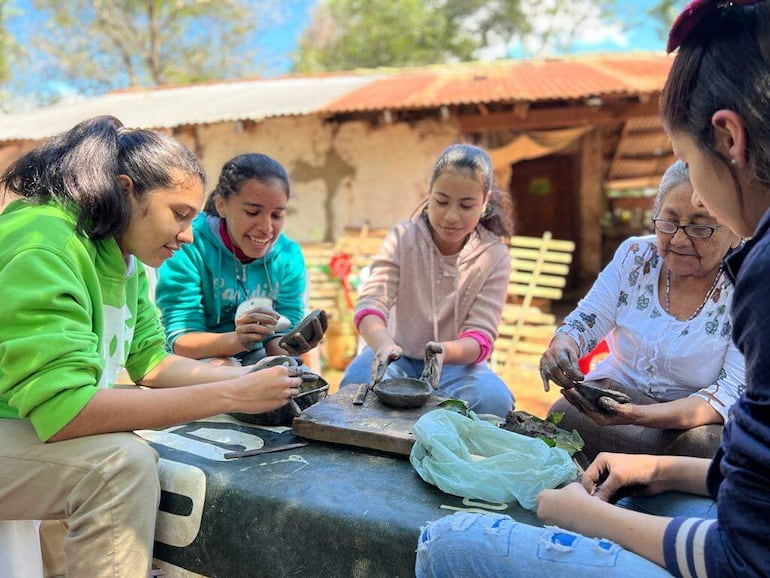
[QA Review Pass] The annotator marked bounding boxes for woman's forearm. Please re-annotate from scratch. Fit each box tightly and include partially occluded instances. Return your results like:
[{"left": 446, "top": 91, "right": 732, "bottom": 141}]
[
  {"left": 137, "top": 354, "right": 247, "bottom": 388},
  {"left": 634, "top": 396, "right": 723, "bottom": 429},
  {"left": 439, "top": 337, "right": 481, "bottom": 365},
  {"left": 575, "top": 500, "right": 670, "bottom": 566},
  {"left": 172, "top": 331, "right": 243, "bottom": 359},
  {"left": 652, "top": 455, "right": 711, "bottom": 495},
  {"left": 49, "top": 381, "right": 239, "bottom": 441},
  {"left": 358, "top": 315, "right": 394, "bottom": 351}
]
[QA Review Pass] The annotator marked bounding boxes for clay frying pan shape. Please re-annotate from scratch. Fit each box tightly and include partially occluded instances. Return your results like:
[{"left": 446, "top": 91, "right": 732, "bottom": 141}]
[
  {"left": 373, "top": 343, "right": 443, "bottom": 409},
  {"left": 278, "top": 309, "right": 328, "bottom": 355}
]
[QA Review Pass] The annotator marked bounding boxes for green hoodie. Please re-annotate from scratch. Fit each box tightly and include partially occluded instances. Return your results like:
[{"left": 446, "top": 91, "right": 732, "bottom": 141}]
[{"left": 0, "top": 200, "right": 168, "bottom": 441}]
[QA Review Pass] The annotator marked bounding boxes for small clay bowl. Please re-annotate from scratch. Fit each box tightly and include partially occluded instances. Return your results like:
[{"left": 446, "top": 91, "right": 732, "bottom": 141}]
[{"left": 373, "top": 377, "right": 432, "bottom": 409}]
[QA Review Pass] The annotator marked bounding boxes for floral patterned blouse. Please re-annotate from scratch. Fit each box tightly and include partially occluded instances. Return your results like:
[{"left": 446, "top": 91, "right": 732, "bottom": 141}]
[{"left": 556, "top": 235, "right": 744, "bottom": 422}]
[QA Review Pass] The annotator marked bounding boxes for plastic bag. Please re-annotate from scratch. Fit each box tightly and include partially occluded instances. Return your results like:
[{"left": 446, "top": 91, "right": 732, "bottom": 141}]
[{"left": 409, "top": 409, "right": 578, "bottom": 510}]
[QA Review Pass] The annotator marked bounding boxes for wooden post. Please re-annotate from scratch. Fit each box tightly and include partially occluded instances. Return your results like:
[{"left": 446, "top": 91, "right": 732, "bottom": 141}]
[{"left": 578, "top": 128, "right": 604, "bottom": 284}]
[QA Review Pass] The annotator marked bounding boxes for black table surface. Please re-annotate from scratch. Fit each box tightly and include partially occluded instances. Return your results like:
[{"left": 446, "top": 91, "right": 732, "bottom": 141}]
[{"left": 142, "top": 415, "right": 542, "bottom": 578}]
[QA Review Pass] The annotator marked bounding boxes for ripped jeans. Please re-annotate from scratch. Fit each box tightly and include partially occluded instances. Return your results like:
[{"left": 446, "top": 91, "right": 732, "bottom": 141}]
[{"left": 416, "top": 512, "right": 673, "bottom": 577}]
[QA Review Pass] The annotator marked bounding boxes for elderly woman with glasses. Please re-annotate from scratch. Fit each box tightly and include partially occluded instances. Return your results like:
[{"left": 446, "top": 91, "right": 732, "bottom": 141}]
[{"left": 538, "top": 160, "right": 744, "bottom": 460}]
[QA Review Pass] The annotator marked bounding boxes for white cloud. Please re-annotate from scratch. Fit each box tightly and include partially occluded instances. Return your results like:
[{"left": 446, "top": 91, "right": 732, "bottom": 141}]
[{"left": 474, "top": 0, "right": 631, "bottom": 60}]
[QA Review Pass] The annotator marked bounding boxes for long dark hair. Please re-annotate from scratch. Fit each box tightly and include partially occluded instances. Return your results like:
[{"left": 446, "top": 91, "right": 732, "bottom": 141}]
[
  {"left": 0, "top": 115, "right": 205, "bottom": 240},
  {"left": 416, "top": 143, "right": 514, "bottom": 237},
  {"left": 203, "top": 153, "right": 290, "bottom": 215},
  {"left": 661, "top": 3, "right": 770, "bottom": 190}
]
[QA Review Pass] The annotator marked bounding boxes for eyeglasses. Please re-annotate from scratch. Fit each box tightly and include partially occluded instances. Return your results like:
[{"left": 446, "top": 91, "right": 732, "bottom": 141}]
[
  {"left": 667, "top": 0, "right": 763, "bottom": 53},
  {"left": 653, "top": 218, "right": 722, "bottom": 239}
]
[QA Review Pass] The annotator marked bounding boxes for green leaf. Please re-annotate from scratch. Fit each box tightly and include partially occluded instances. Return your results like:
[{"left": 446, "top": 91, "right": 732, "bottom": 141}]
[
  {"left": 501, "top": 410, "right": 585, "bottom": 456},
  {"left": 547, "top": 411, "right": 565, "bottom": 426},
  {"left": 553, "top": 429, "right": 585, "bottom": 455},
  {"left": 438, "top": 398, "right": 470, "bottom": 416}
]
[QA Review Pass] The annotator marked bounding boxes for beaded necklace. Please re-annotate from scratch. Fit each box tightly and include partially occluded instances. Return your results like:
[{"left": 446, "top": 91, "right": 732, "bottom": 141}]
[{"left": 665, "top": 267, "right": 723, "bottom": 321}]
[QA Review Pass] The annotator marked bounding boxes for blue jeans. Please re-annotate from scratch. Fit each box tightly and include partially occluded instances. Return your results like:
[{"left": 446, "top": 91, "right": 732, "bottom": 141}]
[
  {"left": 340, "top": 347, "right": 514, "bottom": 417},
  {"left": 416, "top": 494, "right": 717, "bottom": 577},
  {"left": 416, "top": 512, "right": 673, "bottom": 577}
]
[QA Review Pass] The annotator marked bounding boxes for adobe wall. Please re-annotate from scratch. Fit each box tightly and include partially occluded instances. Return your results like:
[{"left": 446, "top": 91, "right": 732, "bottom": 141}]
[{"left": 185, "top": 117, "right": 458, "bottom": 243}]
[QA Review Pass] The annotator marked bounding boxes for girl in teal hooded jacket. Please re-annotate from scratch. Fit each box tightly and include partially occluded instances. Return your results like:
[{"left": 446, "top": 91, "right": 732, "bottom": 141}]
[{"left": 155, "top": 153, "right": 308, "bottom": 365}]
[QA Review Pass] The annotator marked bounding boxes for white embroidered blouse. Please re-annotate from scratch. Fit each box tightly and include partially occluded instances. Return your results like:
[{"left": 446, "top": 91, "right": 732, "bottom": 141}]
[{"left": 556, "top": 235, "right": 744, "bottom": 422}]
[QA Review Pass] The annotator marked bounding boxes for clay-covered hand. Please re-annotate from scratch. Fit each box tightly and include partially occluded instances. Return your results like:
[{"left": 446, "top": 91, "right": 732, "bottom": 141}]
[
  {"left": 536, "top": 483, "right": 597, "bottom": 531},
  {"left": 581, "top": 452, "right": 666, "bottom": 503},
  {"left": 234, "top": 307, "right": 280, "bottom": 351},
  {"left": 230, "top": 365, "right": 303, "bottom": 414},
  {"left": 561, "top": 383, "right": 633, "bottom": 424},
  {"left": 371, "top": 343, "right": 402, "bottom": 384},
  {"left": 422, "top": 341, "right": 444, "bottom": 390},
  {"left": 539, "top": 334, "right": 585, "bottom": 392},
  {"left": 278, "top": 309, "right": 329, "bottom": 356}
]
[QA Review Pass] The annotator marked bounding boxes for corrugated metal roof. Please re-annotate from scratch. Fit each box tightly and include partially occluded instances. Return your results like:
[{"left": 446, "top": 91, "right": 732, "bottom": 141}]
[
  {"left": 608, "top": 116, "right": 674, "bottom": 189},
  {"left": 0, "top": 75, "right": 380, "bottom": 142},
  {"left": 0, "top": 53, "right": 672, "bottom": 143},
  {"left": 322, "top": 54, "right": 672, "bottom": 113}
]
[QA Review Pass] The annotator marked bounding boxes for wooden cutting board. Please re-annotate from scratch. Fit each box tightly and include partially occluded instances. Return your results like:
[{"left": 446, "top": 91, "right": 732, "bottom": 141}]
[{"left": 292, "top": 385, "right": 448, "bottom": 455}]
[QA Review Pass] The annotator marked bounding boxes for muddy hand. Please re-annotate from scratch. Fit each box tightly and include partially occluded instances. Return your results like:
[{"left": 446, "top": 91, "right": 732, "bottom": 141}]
[
  {"left": 575, "top": 382, "right": 630, "bottom": 408},
  {"left": 283, "top": 365, "right": 315, "bottom": 416},
  {"left": 235, "top": 308, "right": 279, "bottom": 351},
  {"left": 421, "top": 341, "right": 444, "bottom": 389},
  {"left": 236, "top": 365, "right": 302, "bottom": 413},
  {"left": 371, "top": 344, "right": 401, "bottom": 385},
  {"left": 539, "top": 335, "right": 584, "bottom": 392},
  {"left": 564, "top": 382, "right": 630, "bottom": 415},
  {"left": 278, "top": 309, "right": 328, "bottom": 356},
  {"left": 561, "top": 387, "right": 599, "bottom": 415}
]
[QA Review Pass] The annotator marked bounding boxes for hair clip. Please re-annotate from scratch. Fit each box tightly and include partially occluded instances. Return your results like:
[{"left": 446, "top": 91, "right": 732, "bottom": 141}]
[{"left": 667, "top": 0, "right": 765, "bottom": 54}]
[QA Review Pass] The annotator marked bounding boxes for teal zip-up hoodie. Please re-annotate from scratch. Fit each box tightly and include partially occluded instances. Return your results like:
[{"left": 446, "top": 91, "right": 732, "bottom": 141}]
[
  {"left": 155, "top": 212, "right": 307, "bottom": 354},
  {"left": 0, "top": 200, "right": 169, "bottom": 441}
]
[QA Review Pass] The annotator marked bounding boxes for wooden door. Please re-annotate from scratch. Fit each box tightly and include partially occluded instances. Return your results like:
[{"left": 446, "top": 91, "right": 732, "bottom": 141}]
[{"left": 509, "top": 154, "right": 580, "bottom": 287}]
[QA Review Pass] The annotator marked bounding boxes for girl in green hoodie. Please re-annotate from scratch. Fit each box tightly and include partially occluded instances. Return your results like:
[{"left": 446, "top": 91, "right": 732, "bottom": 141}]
[{"left": 0, "top": 116, "right": 303, "bottom": 578}]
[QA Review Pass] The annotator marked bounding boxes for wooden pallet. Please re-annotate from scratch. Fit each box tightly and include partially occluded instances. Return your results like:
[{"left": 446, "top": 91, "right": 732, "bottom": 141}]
[
  {"left": 494, "top": 232, "right": 575, "bottom": 376},
  {"left": 301, "top": 225, "right": 388, "bottom": 323}
]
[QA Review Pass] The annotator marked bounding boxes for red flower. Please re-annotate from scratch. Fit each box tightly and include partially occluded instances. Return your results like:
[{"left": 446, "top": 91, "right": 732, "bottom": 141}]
[
  {"left": 329, "top": 252, "right": 353, "bottom": 281},
  {"left": 329, "top": 252, "right": 354, "bottom": 310}
]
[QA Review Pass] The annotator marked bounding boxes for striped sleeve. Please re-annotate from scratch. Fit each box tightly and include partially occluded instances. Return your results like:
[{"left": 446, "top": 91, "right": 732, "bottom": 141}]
[{"left": 663, "top": 517, "right": 718, "bottom": 578}]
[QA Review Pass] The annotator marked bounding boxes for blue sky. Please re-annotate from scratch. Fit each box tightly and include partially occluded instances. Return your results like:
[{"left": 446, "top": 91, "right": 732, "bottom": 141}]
[{"left": 4, "top": 0, "right": 672, "bottom": 105}]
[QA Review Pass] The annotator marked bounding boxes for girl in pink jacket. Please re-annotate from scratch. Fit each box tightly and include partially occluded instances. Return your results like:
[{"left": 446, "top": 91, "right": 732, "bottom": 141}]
[{"left": 341, "top": 144, "right": 515, "bottom": 417}]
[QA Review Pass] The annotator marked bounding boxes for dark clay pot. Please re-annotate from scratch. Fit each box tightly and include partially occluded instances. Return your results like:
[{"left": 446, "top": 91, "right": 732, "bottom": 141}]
[{"left": 373, "top": 378, "right": 433, "bottom": 409}]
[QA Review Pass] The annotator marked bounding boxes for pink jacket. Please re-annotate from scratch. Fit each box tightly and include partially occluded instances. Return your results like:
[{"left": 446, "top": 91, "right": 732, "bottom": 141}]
[{"left": 355, "top": 215, "right": 511, "bottom": 360}]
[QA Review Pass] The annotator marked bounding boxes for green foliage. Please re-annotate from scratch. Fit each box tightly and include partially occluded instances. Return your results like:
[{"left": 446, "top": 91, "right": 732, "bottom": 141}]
[
  {"left": 537, "top": 426, "right": 585, "bottom": 455},
  {"left": 25, "top": 0, "right": 269, "bottom": 94},
  {"left": 0, "top": 0, "right": 18, "bottom": 111},
  {"left": 0, "top": 0, "right": 7, "bottom": 85},
  {"left": 438, "top": 398, "right": 472, "bottom": 416},
  {"left": 292, "top": 0, "right": 529, "bottom": 73},
  {"left": 292, "top": 0, "right": 631, "bottom": 72},
  {"left": 547, "top": 411, "right": 565, "bottom": 426},
  {"left": 647, "top": 0, "right": 687, "bottom": 40}
]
